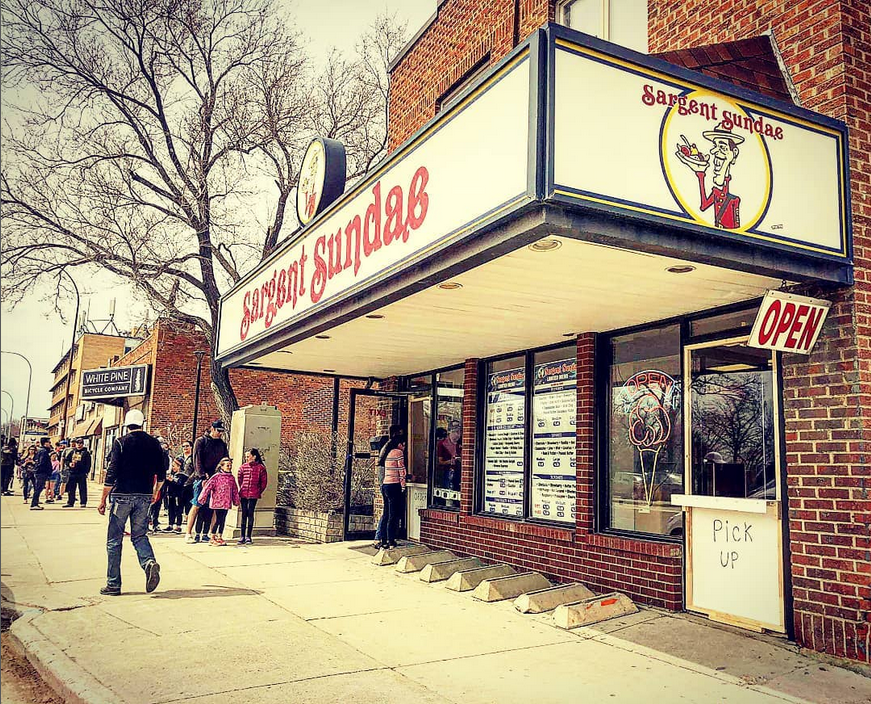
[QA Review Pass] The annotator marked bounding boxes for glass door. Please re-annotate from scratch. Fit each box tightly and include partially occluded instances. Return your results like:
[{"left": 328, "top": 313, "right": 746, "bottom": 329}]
[{"left": 676, "top": 336, "right": 786, "bottom": 633}]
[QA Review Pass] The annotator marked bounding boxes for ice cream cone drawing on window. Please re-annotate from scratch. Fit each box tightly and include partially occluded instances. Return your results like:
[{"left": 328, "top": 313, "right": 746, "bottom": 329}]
[{"left": 619, "top": 371, "right": 680, "bottom": 507}]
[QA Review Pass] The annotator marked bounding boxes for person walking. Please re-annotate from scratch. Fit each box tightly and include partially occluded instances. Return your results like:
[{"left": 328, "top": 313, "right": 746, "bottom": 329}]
[
  {"left": 30, "top": 437, "right": 54, "bottom": 510},
  {"left": 46, "top": 452, "right": 61, "bottom": 503},
  {"left": 197, "top": 457, "right": 239, "bottom": 546},
  {"left": 379, "top": 436, "right": 407, "bottom": 549},
  {"left": 185, "top": 420, "right": 227, "bottom": 543},
  {"left": 236, "top": 448, "right": 268, "bottom": 544},
  {"left": 97, "top": 409, "right": 164, "bottom": 596},
  {"left": 63, "top": 437, "right": 92, "bottom": 508},
  {"left": 177, "top": 441, "right": 194, "bottom": 521},
  {"left": 373, "top": 425, "right": 405, "bottom": 548},
  {"left": 1, "top": 437, "right": 18, "bottom": 495},
  {"left": 20, "top": 445, "right": 36, "bottom": 502},
  {"left": 162, "top": 457, "right": 186, "bottom": 533}
]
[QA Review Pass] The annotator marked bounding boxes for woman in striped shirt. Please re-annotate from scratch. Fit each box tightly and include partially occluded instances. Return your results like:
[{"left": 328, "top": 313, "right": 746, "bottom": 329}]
[{"left": 380, "top": 437, "right": 407, "bottom": 549}]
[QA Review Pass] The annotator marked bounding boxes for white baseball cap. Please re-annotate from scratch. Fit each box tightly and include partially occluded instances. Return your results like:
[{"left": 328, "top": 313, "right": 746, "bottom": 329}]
[{"left": 124, "top": 409, "right": 145, "bottom": 427}]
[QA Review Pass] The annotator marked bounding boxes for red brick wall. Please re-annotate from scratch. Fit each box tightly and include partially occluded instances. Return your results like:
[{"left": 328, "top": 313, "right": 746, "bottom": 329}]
[
  {"left": 420, "top": 337, "right": 684, "bottom": 610},
  {"left": 388, "top": 0, "right": 553, "bottom": 151},
  {"left": 650, "top": 0, "right": 870, "bottom": 665}
]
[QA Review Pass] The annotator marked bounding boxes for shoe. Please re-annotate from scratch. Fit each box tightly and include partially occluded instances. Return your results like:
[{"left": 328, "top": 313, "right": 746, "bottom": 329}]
[
  {"left": 30, "top": 505, "right": 44, "bottom": 510},
  {"left": 216, "top": 538, "right": 226, "bottom": 546},
  {"left": 174, "top": 526, "right": 182, "bottom": 533},
  {"left": 209, "top": 536, "right": 220, "bottom": 546},
  {"left": 185, "top": 534, "right": 195, "bottom": 544},
  {"left": 387, "top": 542, "right": 397, "bottom": 549},
  {"left": 192, "top": 534, "right": 201, "bottom": 543},
  {"left": 162, "top": 526, "right": 174, "bottom": 532},
  {"left": 237, "top": 538, "right": 246, "bottom": 545},
  {"left": 245, "top": 537, "right": 253, "bottom": 544},
  {"left": 45, "top": 499, "right": 54, "bottom": 504},
  {"left": 62, "top": 504, "right": 74, "bottom": 508},
  {"left": 80, "top": 504, "right": 87, "bottom": 508},
  {"left": 144, "top": 561, "right": 161, "bottom": 593},
  {"left": 99, "top": 586, "right": 121, "bottom": 596}
]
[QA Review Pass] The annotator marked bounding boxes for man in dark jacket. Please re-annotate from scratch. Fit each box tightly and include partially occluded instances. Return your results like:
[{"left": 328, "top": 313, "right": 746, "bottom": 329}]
[
  {"left": 97, "top": 409, "right": 164, "bottom": 596},
  {"left": 63, "top": 437, "right": 92, "bottom": 508},
  {"left": 1, "top": 437, "right": 18, "bottom": 495},
  {"left": 190, "top": 420, "right": 228, "bottom": 533},
  {"left": 30, "top": 437, "right": 53, "bottom": 509}
]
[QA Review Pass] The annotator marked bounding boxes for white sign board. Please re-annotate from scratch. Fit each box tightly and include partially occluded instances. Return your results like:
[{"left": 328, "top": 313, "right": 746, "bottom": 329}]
[
  {"left": 530, "top": 358, "right": 577, "bottom": 523},
  {"left": 553, "top": 39, "right": 849, "bottom": 259},
  {"left": 747, "top": 290, "right": 831, "bottom": 354},
  {"left": 687, "top": 504, "right": 784, "bottom": 632},
  {"left": 217, "top": 55, "right": 531, "bottom": 358},
  {"left": 483, "top": 367, "right": 526, "bottom": 516}
]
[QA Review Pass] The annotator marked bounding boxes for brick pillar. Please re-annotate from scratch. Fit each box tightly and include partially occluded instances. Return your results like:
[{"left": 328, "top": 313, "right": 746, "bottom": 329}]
[
  {"left": 460, "top": 359, "right": 479, "bottom": 515},
  {"left": 575, "top": 334, "right": 596, "bottom": 534}
]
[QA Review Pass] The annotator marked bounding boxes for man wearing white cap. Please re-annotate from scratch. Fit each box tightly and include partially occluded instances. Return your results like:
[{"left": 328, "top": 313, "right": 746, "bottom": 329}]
[{"left": 97, "top": 409, "right": 164, "bottom": 596}]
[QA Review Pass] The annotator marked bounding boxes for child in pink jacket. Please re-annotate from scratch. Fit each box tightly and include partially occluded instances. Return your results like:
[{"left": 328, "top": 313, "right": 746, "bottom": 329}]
[
  {"left": 236, "top": 448, "right": 268, "bottom": 545},
  {"left": 198, "top": 457, "right": 239, "bottom": 546}
]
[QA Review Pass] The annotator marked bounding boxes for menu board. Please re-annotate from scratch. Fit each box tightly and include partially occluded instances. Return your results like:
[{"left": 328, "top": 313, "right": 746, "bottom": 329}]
[
  {"left": 531, "top": 358, "right": 577, "bottom": 522},
  {"left": 483, "top": 366, "right": 526, "bottom": 516}
]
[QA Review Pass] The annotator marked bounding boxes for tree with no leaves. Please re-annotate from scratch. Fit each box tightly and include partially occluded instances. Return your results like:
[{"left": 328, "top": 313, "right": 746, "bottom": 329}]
[{"left": 1, "top": 0, "right": 406, "bottom": 420}]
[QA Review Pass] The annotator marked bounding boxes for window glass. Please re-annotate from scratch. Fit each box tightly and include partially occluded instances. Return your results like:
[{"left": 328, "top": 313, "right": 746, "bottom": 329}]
[
  {"left": 690, "top": 344, "right": 777, "bottom": 500},
  {"left": 483, "top": 356, "right": 526, "bottom": 516},
  {"left": 407, "top": 376, "right": 432, "bottom": 487},
  {"left": 609, "top": 0, "right": 648, "bottom": 53},
  {"left": 531, "top": 347, "right": 577, "bottom": 523},
  {"left": 607, "top": 325, "right": 683, "bottom": 536},
  {"left": 433, "top": 368, "right": 464, "bottom": 508},
  {"left": 563, "top": 0, "right": 602, "bottom": 37},
  {"left": 690, "top": 308, "right": 756, "bottom": 339}
]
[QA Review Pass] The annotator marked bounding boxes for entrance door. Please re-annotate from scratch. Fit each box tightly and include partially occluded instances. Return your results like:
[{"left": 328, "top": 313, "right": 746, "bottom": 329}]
[
  {"left": 406, "top": 395, "right": 432, "bottom": 541},
  {"left": 343, "top": 389, "right": 408, "bottom": 540},
  {"left": 675, "top": 337, "right": 786, "bottom": 633}
]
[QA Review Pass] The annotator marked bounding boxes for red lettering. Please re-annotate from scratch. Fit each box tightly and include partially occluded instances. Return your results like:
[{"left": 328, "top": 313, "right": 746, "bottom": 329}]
[
  {"left": 311, "top": 234, "right": 328, "bottom": 303},
  {"left": 383, "top": 185, "right": 406, "bottom": 245},
  {"left": 264, "top": 271, "right": 278, "bottom": 327},
  {"left": 797, "top": 307, "right": 825, "bottom": 351},
  {"left": 286, "top": 260, "right": 299, "bottom": 309},
  {"left": 240, "top": 291, "right": 251, "bottom": 341},
  {"left": 251, "top": 288, "right": 260, "bottom": 321},
  {"left": 345, "top": 215, "right": 362, "bottom": 275},
  {"left": 327, "top": 229, "right": 343, "bottom": 279},
  {"left": 363, "top": 182, "right": 382, "bottom": 256},
  {"left": 773, "top": 302, "right": 796, "bottom": 346},
  {"left": 407, "top": 166, "right": 429, "bottom": 234},
  {"left": 784, "top": 304, "right": 809, "bottom": 350},
  {"left": 276, "top": 270, "right": 287, "bottom": 309},
  {"left": 297, "top": 246, "right": 307, "bottom": 296},
  {"left": 757, "top": 300, "right": 781, "bottom": 345}
]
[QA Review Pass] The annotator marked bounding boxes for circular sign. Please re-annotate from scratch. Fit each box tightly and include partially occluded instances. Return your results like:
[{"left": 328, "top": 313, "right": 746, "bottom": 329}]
[
  {"left": 660, "top": 91, "right": 772, "bottom": 233},
  {"left": 296, "top": 137, "right": 347, "bottom": 226}
]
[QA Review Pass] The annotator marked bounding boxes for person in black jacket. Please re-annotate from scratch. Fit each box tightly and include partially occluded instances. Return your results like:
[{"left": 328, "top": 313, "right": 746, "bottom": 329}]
[
  {"left": 97, "top": 409, "right": 164, "bottom": 596},
  {"left": 62, "top": 437, "right": 92, "bottom": 508},
  {"left": 1, "top": 437, "right": 18, "bottom": 495},
  {"left": 30, "top": 437, "right": 53, "bottom": 510},
  {"left": 187, "top": 420, "right": 228, "bottom": 540}
]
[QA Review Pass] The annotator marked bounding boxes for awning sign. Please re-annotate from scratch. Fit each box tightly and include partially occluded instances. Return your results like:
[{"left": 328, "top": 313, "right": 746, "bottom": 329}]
[
  {"left": 81, "top": 364, "right": 150, "bottom": 400},
  {"left": 748, "top": 290, "right": 830, "bottom": 354}
]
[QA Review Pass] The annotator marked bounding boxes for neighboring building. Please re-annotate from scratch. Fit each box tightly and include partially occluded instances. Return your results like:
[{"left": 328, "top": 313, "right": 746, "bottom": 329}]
[
  {"left": 214, "top": 1, "right": 870, "bottom": 663},
  {"left": 47, "top": 333, "right": 137, "bottom": 442},
  {"left": 17, "top": 417, "right": 49, "bottom": 448}
]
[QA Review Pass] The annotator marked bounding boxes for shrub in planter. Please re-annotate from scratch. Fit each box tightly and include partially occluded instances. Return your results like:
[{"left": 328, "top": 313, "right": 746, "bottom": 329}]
[{"left": 276, "top": 430, "right": 344, "bottom": 513}]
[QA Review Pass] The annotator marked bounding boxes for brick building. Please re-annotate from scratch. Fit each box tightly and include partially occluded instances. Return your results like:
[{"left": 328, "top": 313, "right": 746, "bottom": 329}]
[{"left": 214, "top": 1, "right": 869, "bottom": 663}]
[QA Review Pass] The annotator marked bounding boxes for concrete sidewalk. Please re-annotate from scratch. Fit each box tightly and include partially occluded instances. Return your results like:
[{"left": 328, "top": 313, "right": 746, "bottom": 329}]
[{"left": 2, "top": 489, "right": 869, "bottom": 704}]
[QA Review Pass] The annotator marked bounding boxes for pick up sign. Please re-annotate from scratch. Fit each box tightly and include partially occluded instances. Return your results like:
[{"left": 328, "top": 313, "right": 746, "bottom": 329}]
[{"left": 748, "top": 290, "right": 831, "bottom": 354}]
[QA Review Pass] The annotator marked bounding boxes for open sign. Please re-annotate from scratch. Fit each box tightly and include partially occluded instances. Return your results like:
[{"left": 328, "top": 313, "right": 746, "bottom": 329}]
[{"left": 748, "top": 290, "right": 830, "bottom": 354}]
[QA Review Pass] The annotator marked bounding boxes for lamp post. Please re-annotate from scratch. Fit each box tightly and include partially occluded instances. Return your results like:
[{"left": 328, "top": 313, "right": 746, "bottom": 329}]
[
  {"left": 1, "top": 351, "right": 32, "bottom": 442},
  {"left": 191, "top": 350, "right": 207, "bottom": 447},
  {"left": 1, "top": 391, "right": 14, "bottom": 437},
  {"left": 58, "top": 271, "right": 80, "bottom": 441}
]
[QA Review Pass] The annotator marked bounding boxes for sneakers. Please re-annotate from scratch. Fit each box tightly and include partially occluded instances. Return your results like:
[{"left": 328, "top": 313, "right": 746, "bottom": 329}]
[
  {"left": 208, "top": 536, "right": 220, "bottom": 546},
  {"left": 174, "top": 526, "right": 182, "bottom": 533},
  {"left": 45, "top": 499, "right": 54, "bottom": 504},
  {"left": 245, "top": 537, "right": 253, "bottom": 544},
  {"left": 144, "top": 561, "right": 161, "bottom": 593},
  {"left": 162, "top": 525, "right": 174, "bottom": 532},
  {"left": 30, "top": 505, "right": 44, "bottom": 510},
  {"left": 185, "top": 534, "right": 195, "bottom": 544},
  {"left": 216, "top": 537, "right": 226, "bottom": 546},
  {"left": 62, "top": 503, "right": 74, "bottom": 508},
  {"left": 237, "top": 537, "right": 246, "bottom": 545},
  {"left": 99, "top": 586, "right": 121, "bottom": 596},
  {"left": 192, "top": 534, "right": 201, "bottom": 543}
]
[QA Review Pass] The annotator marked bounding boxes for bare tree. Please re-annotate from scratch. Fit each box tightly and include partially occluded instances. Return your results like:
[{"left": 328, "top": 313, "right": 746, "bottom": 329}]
[{"left": 1, "top": 0, "right": 406, "bottom": 419}]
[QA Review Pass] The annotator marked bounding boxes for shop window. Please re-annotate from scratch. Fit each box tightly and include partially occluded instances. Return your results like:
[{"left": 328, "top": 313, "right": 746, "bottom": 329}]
[
  {"left": 432, "top": 368, "right": 464, "bottom": 508},
  {"left": 559, "top": 0, "right": 649, "bottom": 54},
  {"left": 689, "top": 307, "right": 756, "bottom": 339},
  {"left": 481, "top": 345, "right": 577, "bottom": 522},
  {"left": 604, "top": 325, "right": 682, "bottom": 536}
]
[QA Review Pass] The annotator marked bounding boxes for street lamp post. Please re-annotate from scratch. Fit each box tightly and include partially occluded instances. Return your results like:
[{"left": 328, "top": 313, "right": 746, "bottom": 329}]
[
  {"left": 59, "top": 271, "right": 80, "bottom": 441},
  {"left": 191, "top": 350, "right": 207, "bottom": 447},
  {"left": 1, "top": 391, "right": 12, "bottom": 437},
  {"left": 1, "top": 351, "right": 32, "bottom": 442}
]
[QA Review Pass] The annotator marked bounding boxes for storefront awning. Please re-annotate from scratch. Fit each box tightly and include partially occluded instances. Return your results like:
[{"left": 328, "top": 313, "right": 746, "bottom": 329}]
[
  {"left": 216, "top": 24, "right": 851, "bottom": 378},
  {"left": 71, "top": 418, "right": 102, "bottom": 439}
]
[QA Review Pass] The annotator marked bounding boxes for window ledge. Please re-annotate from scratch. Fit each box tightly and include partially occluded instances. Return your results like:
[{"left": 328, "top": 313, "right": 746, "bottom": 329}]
[
  {"left": 587, "top": 533, "right": 682, "bottom": 558},
  {"left": 463, "top": 515, "right": 575, "bottom": 543}
]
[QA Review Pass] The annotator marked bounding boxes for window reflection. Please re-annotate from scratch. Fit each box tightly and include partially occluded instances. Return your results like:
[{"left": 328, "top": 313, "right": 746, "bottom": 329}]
[
  {"left": 690, "top": 344, "right": 776, "bottom": 500},
  {"left": 433, "top": 368, "right": 464, "bottom": 509}
]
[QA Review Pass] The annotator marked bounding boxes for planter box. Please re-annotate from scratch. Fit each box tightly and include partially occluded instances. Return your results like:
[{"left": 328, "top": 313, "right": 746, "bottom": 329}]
[{"left": 274, "top": 507, "right": 344, "bottom": 543}]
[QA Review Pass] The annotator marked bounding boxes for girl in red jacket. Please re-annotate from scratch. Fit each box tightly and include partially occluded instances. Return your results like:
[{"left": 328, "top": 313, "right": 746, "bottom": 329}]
[
  {"left": 198, "top": 458, "right": 239, "bottom": 546},
  {"left": 236, "top": 448, "right": 268, "bottom": 545}
]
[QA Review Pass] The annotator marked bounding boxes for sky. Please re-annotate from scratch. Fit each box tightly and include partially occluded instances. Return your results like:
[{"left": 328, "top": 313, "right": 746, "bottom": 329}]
[{"left": 0, "top": 0, "right": 435, "bottom": 427}]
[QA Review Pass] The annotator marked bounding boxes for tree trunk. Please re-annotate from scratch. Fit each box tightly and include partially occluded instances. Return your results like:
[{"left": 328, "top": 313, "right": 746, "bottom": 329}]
[{"left": 209, "top": 354, "right": 239, "bottom": 426}]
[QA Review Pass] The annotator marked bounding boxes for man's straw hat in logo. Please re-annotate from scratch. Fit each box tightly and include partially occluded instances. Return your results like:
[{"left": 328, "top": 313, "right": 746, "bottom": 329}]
[{"left": 702, "top": 122, "right": 745, "bottom": 145}]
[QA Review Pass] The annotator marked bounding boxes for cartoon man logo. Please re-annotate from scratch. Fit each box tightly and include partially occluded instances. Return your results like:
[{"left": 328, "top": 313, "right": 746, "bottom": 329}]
[{"left": 675, "top": 122, "right": 744, "bottom": 229}]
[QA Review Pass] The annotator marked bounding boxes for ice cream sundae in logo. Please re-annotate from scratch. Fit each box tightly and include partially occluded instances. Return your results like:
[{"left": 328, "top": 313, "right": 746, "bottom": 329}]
[{"left": 618, "top": 370, "right": 680, "bottom": 506}]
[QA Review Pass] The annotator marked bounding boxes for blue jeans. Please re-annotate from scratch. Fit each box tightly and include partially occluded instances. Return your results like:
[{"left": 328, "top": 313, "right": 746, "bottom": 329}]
[{"left": 106, "top": 494, "right": 156, "bottom": 589}]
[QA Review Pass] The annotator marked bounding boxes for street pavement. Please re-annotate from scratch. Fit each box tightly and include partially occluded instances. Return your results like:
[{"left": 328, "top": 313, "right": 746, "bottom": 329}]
[{"left": 2, "top": 486, "right": 870, "bottom": 704}]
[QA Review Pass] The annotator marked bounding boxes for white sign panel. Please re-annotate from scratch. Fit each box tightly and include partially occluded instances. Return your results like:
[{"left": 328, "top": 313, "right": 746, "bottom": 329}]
[
  {"left": 747, "top": 290, "right": 831, "bottom": 354},
  {"left": 530, "top": 358, "right": 577, "bottom": 523},
  {"left": 217, "top": 55, "right": 531, "bottom": 358},
  {"left": 483, "top": 367, "right": 525, "bottom": 516},
  {"left": 553, "top": 40, "right": 848, "bottom": 259},
  {"left": 687, "top": 504, "right": 784, "bottom": 631}
]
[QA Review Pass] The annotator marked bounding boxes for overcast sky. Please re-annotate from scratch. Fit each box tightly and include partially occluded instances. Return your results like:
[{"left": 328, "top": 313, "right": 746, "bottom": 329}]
[{"left": 0, "top": 0, "right": 435, "bottom": 426}]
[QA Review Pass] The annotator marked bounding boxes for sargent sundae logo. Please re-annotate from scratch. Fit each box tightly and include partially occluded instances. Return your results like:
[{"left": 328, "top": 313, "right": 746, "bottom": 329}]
[{"left": 643, "top": 86, "right": 774, "bottom": 232}]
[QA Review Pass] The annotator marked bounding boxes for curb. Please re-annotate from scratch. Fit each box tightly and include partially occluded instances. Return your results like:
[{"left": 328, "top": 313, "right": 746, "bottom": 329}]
[{"left": 7, "top": 607, "right": 119, "bottom": 704}]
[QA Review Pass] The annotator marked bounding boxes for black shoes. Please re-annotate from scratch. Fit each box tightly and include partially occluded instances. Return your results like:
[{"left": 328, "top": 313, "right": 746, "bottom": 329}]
[
  {"left": 62, "top": 504, "right": 74, "bottom": 508},
  {"left": 99, "top": 586, "right": 121, "bottom": 596},
  {"left": 29, "top": 505, "right": 44, "bottom": 510},
  {"left": 144, "top": 561, "right": 161, "bottom": 593}
]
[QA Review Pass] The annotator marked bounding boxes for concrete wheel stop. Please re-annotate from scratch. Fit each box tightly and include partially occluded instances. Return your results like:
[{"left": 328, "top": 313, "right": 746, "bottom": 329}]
[
  {"left": 514, "top": 582, "right": 595, "bottom": 614},
  {"left": 395, "top": 550, "right": 456, "bottom": 573},
  {"left": 552, "top": 592, "right": 637, "bottom": 629},
  {"left": 372, "top": 544, "right": 430, "bottom": 566},
  {"left": 472, "top": 571, "right": 552, "bottom": 602},
  {"left": 419, "top": 557, "right": 484, "bottom": 583},
  {"left": 445, "top": 563, "right": 515, "bottom": 592}
]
